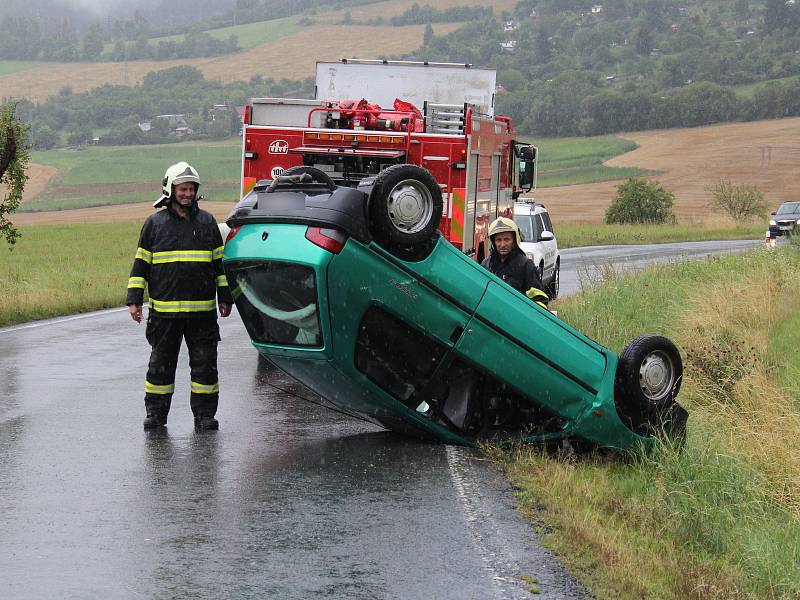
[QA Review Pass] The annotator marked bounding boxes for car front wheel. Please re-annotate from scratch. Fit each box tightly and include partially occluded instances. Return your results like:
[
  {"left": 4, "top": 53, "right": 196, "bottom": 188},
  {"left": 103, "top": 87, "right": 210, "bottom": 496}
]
[{"left": 614, "top": 334, "right": 684, "bottom": 441}]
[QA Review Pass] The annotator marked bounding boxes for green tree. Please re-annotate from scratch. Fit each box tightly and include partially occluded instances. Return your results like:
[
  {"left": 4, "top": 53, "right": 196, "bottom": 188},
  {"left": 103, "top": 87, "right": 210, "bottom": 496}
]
[
  {"left": 707, "top": 179, "right": 768, "bottom": 222},
  {"left": 0, "top": 103, "right": 29, "bottom": 247},
  {"left": 81, "top": 23, "right": 104, "bottom": 61},
  {"left": 605, "top": 178, "right": 676, "bottom": 224},
  {"left": 423, "top": 23, "right": 434, "bottom": 45}
]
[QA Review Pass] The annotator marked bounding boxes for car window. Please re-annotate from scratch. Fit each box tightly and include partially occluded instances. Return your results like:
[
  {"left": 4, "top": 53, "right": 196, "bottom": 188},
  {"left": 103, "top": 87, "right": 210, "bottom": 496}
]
[
  {"left": 515, "top": 214, "right": 534, "bottom": 242},
  {"left": 225, "top": 260, "right": 322, "bottom": 347},
  {"left": 776, "top": 203, "right": 800, "bottom": 215},
  {"left": 541, "top": 212, "right": 554, "bottom": 234},
  {"left": 355, "top": 306, "right": 447, "bottom": 407},
  {"left": 535, "top": 214, "right": 546, "bottom": 240}
]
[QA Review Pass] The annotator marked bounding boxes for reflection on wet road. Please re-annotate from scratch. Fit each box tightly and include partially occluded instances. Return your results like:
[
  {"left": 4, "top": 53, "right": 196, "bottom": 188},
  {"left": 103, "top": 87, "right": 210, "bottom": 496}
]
[{"left": 0, "top": 310, "right": 580, "bottom": 600}]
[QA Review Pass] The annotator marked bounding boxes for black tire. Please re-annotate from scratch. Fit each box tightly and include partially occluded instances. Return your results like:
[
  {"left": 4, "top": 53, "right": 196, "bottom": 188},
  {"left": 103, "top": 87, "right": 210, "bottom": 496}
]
[
  {"left": 368, "top": 164, "right": 443, "bottom": 248},
  {"left": 547, "top": 260, "right": 560, "bottom": 299},
  {"left": 614, "top": 334, "right": 684, "bottom": 439},
  {"left": 283, "top": 165, "right": 336, "bottom": 190}
]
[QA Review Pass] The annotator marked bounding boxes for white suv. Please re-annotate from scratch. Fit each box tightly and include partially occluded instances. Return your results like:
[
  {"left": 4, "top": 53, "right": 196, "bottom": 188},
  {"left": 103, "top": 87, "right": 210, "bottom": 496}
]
[{"left": 513, "top": 200, "right": 560, "bottom": 297}]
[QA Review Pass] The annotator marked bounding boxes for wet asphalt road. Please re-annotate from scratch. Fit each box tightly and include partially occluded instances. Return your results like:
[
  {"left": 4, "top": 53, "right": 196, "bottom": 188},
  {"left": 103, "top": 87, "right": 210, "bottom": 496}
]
[{"left": 0, "top": 239, "right": 760, "bottom": 600}]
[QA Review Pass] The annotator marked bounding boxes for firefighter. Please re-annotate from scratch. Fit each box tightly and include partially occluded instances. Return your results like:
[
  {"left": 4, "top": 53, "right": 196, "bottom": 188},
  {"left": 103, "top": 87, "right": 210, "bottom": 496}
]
[
  {"left": 481, "top": 217, "right": 549, "bottom": 308},
  {"left": 126, "top": 162, "right": 233, "bottom": 430}
]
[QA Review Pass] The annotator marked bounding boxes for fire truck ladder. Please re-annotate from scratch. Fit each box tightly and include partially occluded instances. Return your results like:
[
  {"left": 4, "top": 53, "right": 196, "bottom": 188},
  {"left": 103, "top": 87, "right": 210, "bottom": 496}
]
[{"left": 424, "top": 102, "right": 466, "bottom": 135}]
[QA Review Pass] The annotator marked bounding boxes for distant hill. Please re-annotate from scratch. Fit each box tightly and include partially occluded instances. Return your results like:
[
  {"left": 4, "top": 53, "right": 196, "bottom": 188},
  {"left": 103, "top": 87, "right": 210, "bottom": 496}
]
[{"left": 0, "top": 0, "right": 516, "bottom": 102}]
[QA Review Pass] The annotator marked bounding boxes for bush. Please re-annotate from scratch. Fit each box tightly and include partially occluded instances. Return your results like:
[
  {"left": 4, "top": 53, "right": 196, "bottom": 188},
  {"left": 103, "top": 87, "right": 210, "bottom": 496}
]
[
  {"left": 605, "top": 178, "right": 676, "bottom": 224},
  {"left": 707, "top": 179, "right": 768, "bottom": 222}
]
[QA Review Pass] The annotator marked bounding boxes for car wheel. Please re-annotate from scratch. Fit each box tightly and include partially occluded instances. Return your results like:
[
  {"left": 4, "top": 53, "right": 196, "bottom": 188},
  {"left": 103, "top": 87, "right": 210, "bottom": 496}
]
[
  {"left": 614, "top": 334, "right": 684, "bottom": 440},
  {"left": 368, "top": 164, "right": 443, "bottom": 248},
  {"left": 547, "top": 260, "right": 560, "bottom": 299},
  {"left": 283, "top": 165, "right": 336, "bottom": 190}
]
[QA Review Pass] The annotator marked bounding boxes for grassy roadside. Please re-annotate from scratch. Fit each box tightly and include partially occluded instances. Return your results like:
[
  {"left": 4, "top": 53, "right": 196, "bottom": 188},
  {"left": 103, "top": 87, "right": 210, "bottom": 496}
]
[
  {"left": 556, "top": 223, "right": 764, "bottom": 248},
  {"left": 0, "top": 222, "right": 140, "bottom": 326},
  {"left": 499, "top": 242, "right": 800, "bottom": 599},
  {"left": 0, "top": 221, "right": 769, "bottom": 327}
]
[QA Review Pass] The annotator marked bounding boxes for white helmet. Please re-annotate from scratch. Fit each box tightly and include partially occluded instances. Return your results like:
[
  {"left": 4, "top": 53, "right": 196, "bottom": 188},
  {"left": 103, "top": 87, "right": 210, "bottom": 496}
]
[
  {"left": 488, "top": 216, "right": 521, "bottom": 247},
  {"left": 154, "top": 162, "right": 201, "bottom": 207}
]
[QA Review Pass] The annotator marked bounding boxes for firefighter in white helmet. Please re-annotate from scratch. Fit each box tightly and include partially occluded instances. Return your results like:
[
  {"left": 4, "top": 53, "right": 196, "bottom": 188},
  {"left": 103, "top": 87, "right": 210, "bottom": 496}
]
[
  {"left": 481, "top": 217, "right": 549, "bottom": 308},
  {"left": 126, "top": 162, "right": 233, "bottom": 430}
]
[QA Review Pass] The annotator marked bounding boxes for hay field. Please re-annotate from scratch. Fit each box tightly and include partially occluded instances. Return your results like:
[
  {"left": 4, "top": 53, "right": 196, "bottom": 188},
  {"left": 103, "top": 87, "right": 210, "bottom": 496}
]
[
  {"left": 0, "top": 0, "right": 518, "bottom": 102},
  {"left": 535, "top": 117, "right": 800, "bottom": 224}
]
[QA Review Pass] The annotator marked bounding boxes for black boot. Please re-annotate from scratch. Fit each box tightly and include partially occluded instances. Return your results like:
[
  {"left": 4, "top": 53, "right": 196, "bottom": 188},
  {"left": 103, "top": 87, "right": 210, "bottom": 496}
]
[
  {"left": 143, "top": 413, "right": 167, "bottom": 430},
  {"left": 194, "top": 415, "right": 219, "bottom": 431}
]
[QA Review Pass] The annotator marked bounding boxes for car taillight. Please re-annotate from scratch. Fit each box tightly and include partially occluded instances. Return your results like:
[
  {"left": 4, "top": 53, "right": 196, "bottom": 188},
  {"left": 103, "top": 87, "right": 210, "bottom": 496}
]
[
  {"left": 305, "top": 226, "right": 347, "bottom": 254},
  {"left": 226, "top": 226, "right": 241, "bottom": 243}
]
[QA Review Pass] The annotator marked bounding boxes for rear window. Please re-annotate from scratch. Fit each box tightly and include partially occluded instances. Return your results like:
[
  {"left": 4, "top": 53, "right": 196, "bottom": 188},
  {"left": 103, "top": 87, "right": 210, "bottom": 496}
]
[{"left": 225, "top": 260, "right": 322, "bottom": 347}]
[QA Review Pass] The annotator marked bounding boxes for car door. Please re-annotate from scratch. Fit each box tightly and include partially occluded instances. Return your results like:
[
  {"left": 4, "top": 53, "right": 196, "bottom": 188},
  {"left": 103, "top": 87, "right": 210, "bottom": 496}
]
[{"left": 452, "top": 280, "right": 611, "bottom": 418}]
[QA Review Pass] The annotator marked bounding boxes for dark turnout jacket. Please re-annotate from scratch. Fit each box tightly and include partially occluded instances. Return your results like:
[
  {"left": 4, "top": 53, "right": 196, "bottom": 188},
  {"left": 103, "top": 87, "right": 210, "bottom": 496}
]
[
  {"left": 481, "top": 246, "right": 549, "bottom": 307},
  {"left": 126, "top": 204, "right": 233, "bottom": 318}
]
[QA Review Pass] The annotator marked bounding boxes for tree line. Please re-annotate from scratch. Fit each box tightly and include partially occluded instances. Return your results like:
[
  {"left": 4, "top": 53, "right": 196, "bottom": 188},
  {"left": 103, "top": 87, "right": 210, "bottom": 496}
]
[{"left": 11, "top": 67, "right": 313, "bottom": 150}]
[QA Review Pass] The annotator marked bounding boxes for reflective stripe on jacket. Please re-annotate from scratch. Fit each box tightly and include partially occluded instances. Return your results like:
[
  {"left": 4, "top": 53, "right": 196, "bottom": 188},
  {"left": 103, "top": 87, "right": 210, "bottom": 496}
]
[{"left": 126, "top": 204, "right": 233, "bottom": 317}]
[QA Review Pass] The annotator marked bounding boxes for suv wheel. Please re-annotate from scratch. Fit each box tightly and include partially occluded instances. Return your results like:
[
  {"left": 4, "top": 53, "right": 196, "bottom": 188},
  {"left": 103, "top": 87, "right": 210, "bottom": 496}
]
[
  {"left": 368, "top": 165, "right": 443, "bottom": 249},
  {"left": 547, "top": 260, "right": 559, "bottom": 299}
]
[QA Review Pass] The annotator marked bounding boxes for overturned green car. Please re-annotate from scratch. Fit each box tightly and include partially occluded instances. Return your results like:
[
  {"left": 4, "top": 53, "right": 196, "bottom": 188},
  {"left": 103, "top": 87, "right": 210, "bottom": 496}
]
[{"left": 223, "top": 166, "right": 687, "bottom": 448}]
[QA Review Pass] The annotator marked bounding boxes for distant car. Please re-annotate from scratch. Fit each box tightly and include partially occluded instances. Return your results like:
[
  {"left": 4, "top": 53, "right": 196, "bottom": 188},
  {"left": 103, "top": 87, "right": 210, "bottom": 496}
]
[
  {"left": 222, "top": 166, "right": 687, "bottom": 449},
  {"left": 769, "top": 201, "right": 800, "bottom": 237},
  {"left": 513, "top": 200, "right": 560, "bottom": 297}
]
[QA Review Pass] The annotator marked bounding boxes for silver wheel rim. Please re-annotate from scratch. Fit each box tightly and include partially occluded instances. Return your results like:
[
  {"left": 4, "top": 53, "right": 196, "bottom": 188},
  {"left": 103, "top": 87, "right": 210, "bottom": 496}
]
[
  {"left": 386, "top": 179, "right": 434, "bottom": 234},
  {"left": 638, "top": 350, "right": 675, "bottom": 403}
]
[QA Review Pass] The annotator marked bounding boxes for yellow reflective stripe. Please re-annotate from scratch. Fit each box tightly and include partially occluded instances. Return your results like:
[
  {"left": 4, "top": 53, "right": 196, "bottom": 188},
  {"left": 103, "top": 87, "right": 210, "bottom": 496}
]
[
  {"left": 145, "top": 381, "right": 174, "bottom": 395},
  {"left": 150, "top": 298, "right": 216, "bottom": 312},
  {"left": 152, "top": 250, "right": 212, "bottom": 264},
  {"left": 216, "top": 275, "right": 228, "bottom": 287},
  {"left": 127, "top": 277, "right": 146, "bottom": 289},
  {"left": 525, "top": 287, "right": 549, "bottom": 301},
  {"left": 191, "top": 381, "right": 220, "bottom": 394},
  {"left": 212, "top": 246, "right": 224, "bottom": 260},
  {"left": 135, "top": 248, "right": 152, "bottom": 264}
]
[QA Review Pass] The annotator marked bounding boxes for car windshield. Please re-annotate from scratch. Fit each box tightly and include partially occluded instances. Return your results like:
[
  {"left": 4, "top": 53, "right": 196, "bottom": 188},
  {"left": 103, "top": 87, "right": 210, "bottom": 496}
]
[
  {"left": 514, "top": 214, "right": 541, "bottom": 243},
  {"left": 776, "top": 202, "right": 800, "bottom": 216},
  {"left": 225, "top": 260, "right": 322, "bottom": 347}
]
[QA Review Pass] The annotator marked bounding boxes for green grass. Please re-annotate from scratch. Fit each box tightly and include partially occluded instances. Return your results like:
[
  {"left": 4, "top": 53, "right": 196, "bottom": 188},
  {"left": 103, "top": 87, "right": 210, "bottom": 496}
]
[
  {"left": 0, "top": 60, "right": 44, "bottom": 76},
  {"left": 105, "top": 15, "right": 303, "bottom": 53},
  {"left": 501, "top": 245, "right": 800, "bottom": 599},
  {"left": 555, "top": 223, "right": 764, "bottom": 248},
  {"left": 0, "top": 222, "right": 141, "bottom": 326},
  {"left": 23, "top": 140, "right": 242, "bottom": 211},
  {"left": 733, "top": 75, "right": 800, "bottom": 99},
  {"left": 522, "top": 134, "right": 653, "bottom": 187},
  {"left": 26, "top": 134, "right": 644, "bottom": 211}
]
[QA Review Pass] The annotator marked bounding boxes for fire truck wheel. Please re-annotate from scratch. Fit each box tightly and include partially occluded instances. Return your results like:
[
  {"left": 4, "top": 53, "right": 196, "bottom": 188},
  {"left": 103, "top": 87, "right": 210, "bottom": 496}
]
[
  {"left": 283, "top": 166, "right": 336, "bottom": 190},
  {"left": 369, "top": 164, "right": 443, "bottom": 248},
  {"left": 614, "top": 334, "right": 683, "bottom": 439}
]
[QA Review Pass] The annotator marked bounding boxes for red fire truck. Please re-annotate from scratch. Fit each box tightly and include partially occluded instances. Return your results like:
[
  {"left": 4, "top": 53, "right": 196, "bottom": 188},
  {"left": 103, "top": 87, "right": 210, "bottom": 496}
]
[{"left": 239, "top": 59, "right": 537, "bottom": 262}]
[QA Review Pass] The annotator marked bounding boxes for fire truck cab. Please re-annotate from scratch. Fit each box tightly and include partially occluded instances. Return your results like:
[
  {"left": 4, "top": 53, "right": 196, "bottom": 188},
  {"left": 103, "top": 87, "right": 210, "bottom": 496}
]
[{"left": 240, "top": 59, "right": 537, "bottom": 262}]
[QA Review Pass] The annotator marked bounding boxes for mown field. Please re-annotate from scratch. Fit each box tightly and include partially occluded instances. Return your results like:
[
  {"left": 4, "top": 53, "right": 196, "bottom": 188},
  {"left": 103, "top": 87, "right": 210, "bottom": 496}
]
[
  {"left": 500, "top": 241, "right": 800, "bottom": 599},
  {"left": 19, "top": 135, "right": 648, "bottom": 212}
]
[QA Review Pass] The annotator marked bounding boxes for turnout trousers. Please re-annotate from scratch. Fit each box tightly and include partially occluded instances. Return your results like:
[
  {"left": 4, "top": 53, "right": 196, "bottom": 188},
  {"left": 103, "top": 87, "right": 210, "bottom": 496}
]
[{"left": 143, "top": 315, "right": 221, "bottom": 421}]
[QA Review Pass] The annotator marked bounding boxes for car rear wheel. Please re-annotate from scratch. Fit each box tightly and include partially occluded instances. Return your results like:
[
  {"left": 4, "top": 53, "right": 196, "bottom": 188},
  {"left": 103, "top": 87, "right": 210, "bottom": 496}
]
[
  {"left": 615, "top": 334, "right": 684, "bottom": 441},
  {"left": 368, "top": 165, "right": 443, "bottom": 249}
]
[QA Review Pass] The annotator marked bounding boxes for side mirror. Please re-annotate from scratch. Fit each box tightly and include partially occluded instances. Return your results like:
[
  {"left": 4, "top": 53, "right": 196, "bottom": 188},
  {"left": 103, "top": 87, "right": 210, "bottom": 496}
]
[
  {"left": 539, "top": 230, "right": 554, "bottom": 242},
  {"left": 520, "top": 145, "right": 537, "bottom": 160}
]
